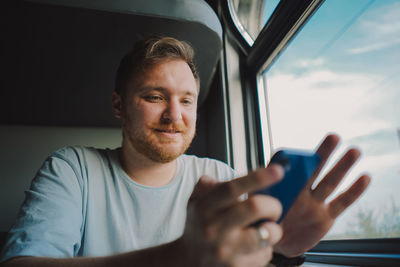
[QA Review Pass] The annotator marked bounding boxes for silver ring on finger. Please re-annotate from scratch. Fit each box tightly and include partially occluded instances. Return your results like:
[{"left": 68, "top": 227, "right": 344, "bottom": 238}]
[{"left": 256, "top": 226, "right": 270, "bottom": 248}]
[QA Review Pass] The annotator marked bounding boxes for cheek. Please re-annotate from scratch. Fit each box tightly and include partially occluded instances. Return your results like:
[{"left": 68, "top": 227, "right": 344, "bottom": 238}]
[
  {"left": 134, "top": 104, "right": 167, "bottom": 128},
  {"left": 184, "top": 110, "right": 197, "bottom": 128},
  {"left": 124, "top": 102, "right": 159, "bottom": 123},
  {"left": 122, "top": 107, "right": 143, "bottom": 130},
  {"left": 142, "top": 105, "right": 164, "bottom": 121}
]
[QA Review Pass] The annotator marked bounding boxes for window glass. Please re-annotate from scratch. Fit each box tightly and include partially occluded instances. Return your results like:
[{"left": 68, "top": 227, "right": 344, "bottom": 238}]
[
  {"left": 230, "top": 0, "right": 280, "bottom": 44},
  {"left": 261, "top": 0, "right": 400, "bottom": 239}
]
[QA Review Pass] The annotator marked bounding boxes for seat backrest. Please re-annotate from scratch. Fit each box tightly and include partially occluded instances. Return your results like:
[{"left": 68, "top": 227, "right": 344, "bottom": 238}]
[
  {"left": 0, "top": 231, "right": 8, "bottom": 251},
  {"left": 1, "top": 0, "right": 222, "bottom": 127}
]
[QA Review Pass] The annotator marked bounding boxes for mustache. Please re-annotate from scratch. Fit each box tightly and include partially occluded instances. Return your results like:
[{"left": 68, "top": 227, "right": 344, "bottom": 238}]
[{"left": 151, "top": 123, "right": 188, "bottom": 133}]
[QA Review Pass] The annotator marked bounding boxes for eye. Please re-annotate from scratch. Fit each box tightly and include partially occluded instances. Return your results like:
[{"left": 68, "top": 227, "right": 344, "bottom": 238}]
[
  {"left": 182, "top": 98, "right": 194, "bottom": 106},
  {"left": 144, "top": 95, "right": 164, "bottom": 102}
]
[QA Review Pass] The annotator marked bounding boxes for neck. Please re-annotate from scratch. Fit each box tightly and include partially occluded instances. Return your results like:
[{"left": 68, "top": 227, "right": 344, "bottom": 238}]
[{"left": 118, "top": 141, "right": 178, "bottom": 187}]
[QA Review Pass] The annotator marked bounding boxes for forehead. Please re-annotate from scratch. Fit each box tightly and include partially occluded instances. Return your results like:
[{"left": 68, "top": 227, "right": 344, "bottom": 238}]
[{"left": 130, "top": 59, "right": 199, "bottom": 96}]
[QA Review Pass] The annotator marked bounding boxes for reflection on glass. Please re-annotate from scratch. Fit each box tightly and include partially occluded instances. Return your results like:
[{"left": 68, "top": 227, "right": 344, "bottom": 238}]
[
  {"left": 262, "top": 0, "right": 400, "bottom": 239},
  {"left": 230, "top": 0, "right": 280, "bottom": 43},
  {"left": 261, "top": 0, "right": 280, "bottom": 27}
]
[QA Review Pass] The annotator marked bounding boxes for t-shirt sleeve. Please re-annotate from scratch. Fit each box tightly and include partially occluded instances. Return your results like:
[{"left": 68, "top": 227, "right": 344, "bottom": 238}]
[{"left": 0, "top": 148, "right": 84, "bottom": 262}]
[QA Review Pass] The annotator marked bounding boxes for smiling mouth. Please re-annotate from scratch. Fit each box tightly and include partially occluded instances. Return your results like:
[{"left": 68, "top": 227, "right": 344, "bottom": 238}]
[{"left": 154, "top": 129, "right": 182, "bottom": 134}]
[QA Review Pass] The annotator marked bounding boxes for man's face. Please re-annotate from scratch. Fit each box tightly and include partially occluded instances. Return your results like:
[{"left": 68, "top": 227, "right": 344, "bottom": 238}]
[{"left": 120, "top": 59, "right": 198, "bottom": 163}]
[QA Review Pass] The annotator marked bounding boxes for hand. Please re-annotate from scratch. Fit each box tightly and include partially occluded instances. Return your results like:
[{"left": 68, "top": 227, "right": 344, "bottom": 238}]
[
  {"left": 179, "top": 166, "right": 285, "bottom": 267},
  {"left": 274, "top": 134, "right": 371, "bottom": 257}
]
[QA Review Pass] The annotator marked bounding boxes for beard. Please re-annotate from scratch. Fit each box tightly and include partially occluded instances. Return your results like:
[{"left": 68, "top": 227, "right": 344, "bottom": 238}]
[{"left": 124, "top": 120, "right": 195, "bottom": 163}]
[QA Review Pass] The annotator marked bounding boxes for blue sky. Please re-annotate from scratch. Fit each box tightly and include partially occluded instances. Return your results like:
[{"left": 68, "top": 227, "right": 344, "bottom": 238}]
[{"left": 261, "top": 0, "right": 400, "bottom": 238}]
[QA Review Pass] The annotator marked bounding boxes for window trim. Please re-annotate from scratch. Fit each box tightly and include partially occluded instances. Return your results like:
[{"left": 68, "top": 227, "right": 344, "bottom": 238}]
[
  {"left": 226, "top": 0, "right": 255, "bottom": 46},
  {"left": 219, "top": 0, "right": 251, "bottom": 56},
  {"left": 219, "top": 0, "right": 262, "bottom": 171},
  {"left": 221, "top": 0, "right": 326, "bottom": 169},
  {"left": 247, "top": 0, "right": 324, "bottom": 73},
  {"left": 306, "top": 239, "right": 400, "bottom": 266},
  {"left": 218, "top": 36, "right": 235, "bottom": 168}
]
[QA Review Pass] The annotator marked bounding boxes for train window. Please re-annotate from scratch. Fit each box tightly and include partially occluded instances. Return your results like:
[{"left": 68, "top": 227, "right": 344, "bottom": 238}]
[
  {"left": 259, "top": 0, "right": 400, "bottom": 240},
  {"left": 228, "top": 0, "right": 280, "bottom": 45}
]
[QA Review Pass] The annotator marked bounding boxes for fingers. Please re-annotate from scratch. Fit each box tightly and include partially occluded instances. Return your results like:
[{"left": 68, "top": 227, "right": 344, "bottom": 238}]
[
  {"left": 307, "top": 134, "right": 340, "bottom": 187},
  {"left": 259, "top": 222, "right": 282, "bottom": 245},
  {"left": 219, "top": 194, "right": 282, "bottom": 229},
  {"left": 328, "top": 174, "right": 371, "bottom": 218},
  {"left": 189, "top": 175, "right": 220, "bottom": 202},
  {"left": 232, "top": 223, "right": 281, "bottom": 267},
  {"left": 312, "top": 148, "right": 360, "bottom": 201},
  {"left": 233, "top": 246, "right": 274, "bottom": 267},
  {"left": 223, "top": 222, "right": 280, "bottom": 267},
  {"left": 239, "top": 222, "right": 282, "bottom": 253},
  {"left": 201, "top": 165, "right": 284, "bottom": 212}
]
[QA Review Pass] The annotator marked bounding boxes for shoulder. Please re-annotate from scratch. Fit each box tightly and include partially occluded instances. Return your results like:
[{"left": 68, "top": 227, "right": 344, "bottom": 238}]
[
  {"left": 46, "top": 146, "right": 112, "bottom": 167},
  {"left": 39, "top": 146, "right": 114, "bottom": 180},
  {"left": 29, "top": 146, "right": 117, "bottom": 202},
  {"left": 179, "top": 154, "right": 237, "bottom": 182},
  {"left": 50, "top": 146, "right": 105, "bottom": 160}
]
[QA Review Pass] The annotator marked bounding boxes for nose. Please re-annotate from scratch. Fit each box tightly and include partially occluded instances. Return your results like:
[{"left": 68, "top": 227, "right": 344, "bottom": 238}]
[{"left": 161, "top": 98, "right": 182, "bottom": 123}]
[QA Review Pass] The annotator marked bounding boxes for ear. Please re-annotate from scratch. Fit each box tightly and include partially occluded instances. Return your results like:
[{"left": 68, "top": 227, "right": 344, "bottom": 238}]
[{"left": 111, "top": 91, "right": 122, "bottom": 119}]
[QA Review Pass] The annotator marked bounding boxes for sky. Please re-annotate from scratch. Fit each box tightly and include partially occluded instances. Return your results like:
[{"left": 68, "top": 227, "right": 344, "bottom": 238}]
[{"left": 260, "top": 0, "right": 400, "bottom": 238}]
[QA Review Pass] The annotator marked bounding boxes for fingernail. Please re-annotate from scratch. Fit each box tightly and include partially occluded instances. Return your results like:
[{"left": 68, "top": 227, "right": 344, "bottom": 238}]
[{"left": 268, "top": 164, "right": 284, "bottom": 180}]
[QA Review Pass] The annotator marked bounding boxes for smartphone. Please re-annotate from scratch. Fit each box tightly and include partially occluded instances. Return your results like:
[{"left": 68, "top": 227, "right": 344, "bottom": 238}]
[{"left": 253, "top": 149, "right": 321, "bottom": 224}]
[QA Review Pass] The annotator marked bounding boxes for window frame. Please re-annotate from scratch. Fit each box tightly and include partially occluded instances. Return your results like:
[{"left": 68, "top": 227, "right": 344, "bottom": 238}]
[
  {"left": 219, "top": 0, "right": 400, "bottom": 265},
  {"left": 306, "top": 238, "right": 400, "bottom": 266}
]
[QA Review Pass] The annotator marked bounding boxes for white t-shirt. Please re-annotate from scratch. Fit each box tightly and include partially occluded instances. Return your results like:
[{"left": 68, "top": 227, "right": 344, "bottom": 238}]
[{"left": 0, "top": 146, "right": 236, "bottom": 262}]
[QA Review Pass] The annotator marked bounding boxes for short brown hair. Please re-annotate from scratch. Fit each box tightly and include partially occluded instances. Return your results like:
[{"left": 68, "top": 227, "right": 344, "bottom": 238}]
[{"left": 115, "top": 36, "right": 199, "bottom": 97}]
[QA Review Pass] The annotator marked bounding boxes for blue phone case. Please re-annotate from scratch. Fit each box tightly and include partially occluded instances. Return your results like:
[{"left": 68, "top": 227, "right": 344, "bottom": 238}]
[{"left": 254, "top": 149, "right": 321, "bottom": 224}]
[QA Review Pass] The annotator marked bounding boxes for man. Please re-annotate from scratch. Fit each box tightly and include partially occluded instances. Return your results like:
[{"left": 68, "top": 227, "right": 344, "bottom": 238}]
[{"left": 0, "top": 36, "right": 370, "bottom": 266}]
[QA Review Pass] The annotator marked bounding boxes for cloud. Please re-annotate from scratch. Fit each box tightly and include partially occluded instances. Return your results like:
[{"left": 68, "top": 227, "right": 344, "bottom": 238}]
[
  {"left": 297, "top": 58, "right": 325, "bottom": 68},
  {"left": 347, "top": 2, "right": 400, "bottom": 54},
  {"left": 362, "top": 2, "right": 400, "bottom": 35},
  {"left": 266, "top": 66, "right": 399, "bottom": 206},
  {"left": 265, "top": 68, "right": 390, "bottom": 150},
  {"left": 348, "top": 37, "right": 400, "bottom": 54}
]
